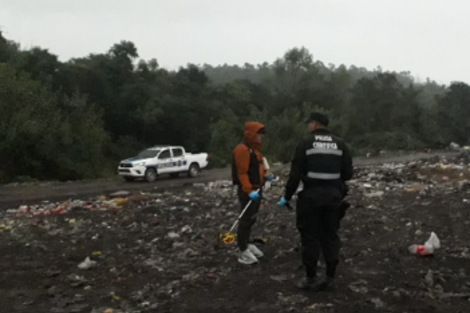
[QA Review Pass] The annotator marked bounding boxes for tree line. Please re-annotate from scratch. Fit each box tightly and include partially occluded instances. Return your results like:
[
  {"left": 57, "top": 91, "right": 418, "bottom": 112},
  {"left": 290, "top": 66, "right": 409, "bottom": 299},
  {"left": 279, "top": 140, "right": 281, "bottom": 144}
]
[{"left": 0, "top": 31, "right": 469, "bottom": 182}]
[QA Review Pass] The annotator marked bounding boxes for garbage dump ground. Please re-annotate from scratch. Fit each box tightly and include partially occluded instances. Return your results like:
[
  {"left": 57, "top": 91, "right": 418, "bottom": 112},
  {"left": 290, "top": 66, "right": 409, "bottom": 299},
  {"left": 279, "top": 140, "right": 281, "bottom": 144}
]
[
  {"left": 0, "top": 152, "right": 456, "bottom": 209},
  {"left": 1, "top": 153, "right": 470, "bottom": 313}
]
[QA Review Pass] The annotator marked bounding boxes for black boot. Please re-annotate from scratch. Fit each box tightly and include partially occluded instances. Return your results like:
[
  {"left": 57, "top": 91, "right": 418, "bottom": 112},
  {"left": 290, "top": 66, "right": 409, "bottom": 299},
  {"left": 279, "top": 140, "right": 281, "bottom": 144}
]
[
  {"left": 326, "top": 261, "right": 338, "bottom": 278},
  {"left": 296, "top": 277, "right": 316, "bottom": 290},
  {"left": 310, "top": 276, "right": 334, "bottom": 292}
]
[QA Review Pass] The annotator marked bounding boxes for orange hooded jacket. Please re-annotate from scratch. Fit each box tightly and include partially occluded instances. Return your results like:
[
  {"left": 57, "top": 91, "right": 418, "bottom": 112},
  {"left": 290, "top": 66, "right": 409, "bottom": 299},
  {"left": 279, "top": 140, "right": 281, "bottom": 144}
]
[{"left": 232, "top": 122, "right": 266, "bottom": 194}]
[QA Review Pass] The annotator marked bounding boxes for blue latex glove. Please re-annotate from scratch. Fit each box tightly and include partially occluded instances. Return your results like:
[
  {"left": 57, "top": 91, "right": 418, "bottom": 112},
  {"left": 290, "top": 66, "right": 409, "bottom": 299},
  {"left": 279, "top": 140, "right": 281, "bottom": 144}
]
[
  {"left": 248, "top": 191, "right": 260, "bottom": 201},
  {"left": 279, "top": 197, "right": 288, "bottom": 206},
  {"left": 265, "top": 173, "right": 274, "bottom": 181}
]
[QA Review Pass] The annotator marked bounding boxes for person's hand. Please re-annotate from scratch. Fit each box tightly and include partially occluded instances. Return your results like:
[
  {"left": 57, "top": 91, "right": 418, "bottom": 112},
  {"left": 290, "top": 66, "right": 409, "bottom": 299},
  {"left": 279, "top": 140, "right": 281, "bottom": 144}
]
[
  {"left": 249, "top": 190, "right": 260, "bottom": 201},
  {"left": 279, "top": 197, "right": 288, "bottom": 206},
  {"left": 265, "top": 173, "right": 274, "bottom": 181}
]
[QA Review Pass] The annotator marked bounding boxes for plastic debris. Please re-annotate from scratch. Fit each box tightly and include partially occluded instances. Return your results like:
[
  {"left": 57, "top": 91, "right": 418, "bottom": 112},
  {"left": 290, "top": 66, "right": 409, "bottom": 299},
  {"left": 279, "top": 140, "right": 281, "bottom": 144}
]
[
  {"left": 110, "top": 292, "right": 120, "bottom": 301},
  {"left": 270, "top": 275, "right": 290, "bottom": 282},
  {"left": 110, "top": 190, "right": 131, "bottom": 198},
  {"left": 364, "top": 191, "right": 384, "bottom": 198},
  {"left": 181, "top": 225, "right": 192, "bottom": 233},
  {"left": 206, "top": 274, "right": 217, "bottom": 279},
  {"left": 307, "top": 303, "right": 334, "bottom": 310},
  {"left": 167, "top": 232, "right": 181, "bottom": 239},
  {"left": 349, "top": 280, "right": 369, "bottom": 294},
  {"left": 78, "top": 257, "right": 97, "bottom": 270},
  {"left": 409, "top": 232, "right": 441, "bottom": 255},
  {"left": 450, "top": 142, "right": 460, "bottom": 151},
  {"left": 370, "top": 298, "right": 386, "bottom": 308},
  {"left": 2, "top": 153, "right": 470, "bottom": 312}
]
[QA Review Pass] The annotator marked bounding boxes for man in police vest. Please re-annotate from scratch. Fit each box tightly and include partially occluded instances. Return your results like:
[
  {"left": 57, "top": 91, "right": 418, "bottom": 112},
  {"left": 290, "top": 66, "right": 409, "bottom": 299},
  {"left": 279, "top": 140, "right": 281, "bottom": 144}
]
[{"left": 279, "top": 112, "right": 353, "bottom": 290}]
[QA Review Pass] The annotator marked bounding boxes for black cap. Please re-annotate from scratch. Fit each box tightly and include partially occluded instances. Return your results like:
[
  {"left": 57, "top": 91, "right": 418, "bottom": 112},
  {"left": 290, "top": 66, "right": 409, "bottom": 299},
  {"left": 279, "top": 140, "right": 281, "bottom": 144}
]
[{"left": 305, "top": 112, "right": 329, "bottom": 126}]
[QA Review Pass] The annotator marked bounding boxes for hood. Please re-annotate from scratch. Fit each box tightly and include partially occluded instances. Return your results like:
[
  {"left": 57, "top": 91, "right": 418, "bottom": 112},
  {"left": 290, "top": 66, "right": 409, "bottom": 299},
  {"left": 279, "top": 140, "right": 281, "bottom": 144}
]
[
  {"left": 244, "top": 121, "right": 265, "bottom": 149},
  {"left": 122, "top": 157, "right": 147, "bottom": 163}
]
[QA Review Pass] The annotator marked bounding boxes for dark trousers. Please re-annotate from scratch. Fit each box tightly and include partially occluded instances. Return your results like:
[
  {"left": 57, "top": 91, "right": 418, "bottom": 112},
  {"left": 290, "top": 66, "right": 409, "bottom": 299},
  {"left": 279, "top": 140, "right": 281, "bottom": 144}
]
[
  {"left": 237, "top": 187, "right": 262, "bottom": 251},
  {"left": 337, "top": 200, "right": 350, "bottom": 229},
  {"left": 296, "top": 193, "right": 341, "bottom": 278}
]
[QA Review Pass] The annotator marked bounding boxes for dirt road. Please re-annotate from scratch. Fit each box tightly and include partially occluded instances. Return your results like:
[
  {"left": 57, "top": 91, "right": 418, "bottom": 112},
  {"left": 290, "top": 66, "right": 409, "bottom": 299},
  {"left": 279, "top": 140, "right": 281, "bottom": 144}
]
[{"left": 0, "top": 152, "right": 456, "bottom": 209}]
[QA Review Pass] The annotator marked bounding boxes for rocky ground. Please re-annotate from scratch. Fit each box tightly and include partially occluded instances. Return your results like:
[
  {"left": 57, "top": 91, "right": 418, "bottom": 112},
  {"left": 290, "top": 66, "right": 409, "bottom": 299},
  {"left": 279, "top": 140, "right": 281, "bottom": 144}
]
[{"left": 1, "top": 154, "right": 470, "bottom": 313}]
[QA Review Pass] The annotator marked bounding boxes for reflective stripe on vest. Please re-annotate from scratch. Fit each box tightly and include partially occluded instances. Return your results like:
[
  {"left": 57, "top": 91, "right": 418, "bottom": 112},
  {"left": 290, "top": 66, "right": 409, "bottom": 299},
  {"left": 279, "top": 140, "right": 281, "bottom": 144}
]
[
  {"left": 306, "top": 148, "right": 343, "bottom": 156},
  {"left": 307, "top": 172, "right": 341, "bottom": 180}
]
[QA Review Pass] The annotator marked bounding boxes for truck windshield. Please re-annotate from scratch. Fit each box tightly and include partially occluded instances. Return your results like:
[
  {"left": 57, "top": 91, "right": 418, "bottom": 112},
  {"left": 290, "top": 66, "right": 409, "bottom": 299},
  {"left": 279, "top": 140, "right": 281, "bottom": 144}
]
[{"left": 136, "top": 149, "right": 160, "bottom": 158}]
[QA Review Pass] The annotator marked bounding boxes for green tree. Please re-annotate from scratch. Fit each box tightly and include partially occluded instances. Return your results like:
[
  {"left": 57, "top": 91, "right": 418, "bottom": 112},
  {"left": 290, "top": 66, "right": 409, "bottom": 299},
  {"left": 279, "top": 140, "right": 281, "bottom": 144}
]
[
  {"left": 0, "top": 64, "right": 109, "bottom": 181},
  {"left": 437, "top": 82, "right": 470, "bottom": 145}
]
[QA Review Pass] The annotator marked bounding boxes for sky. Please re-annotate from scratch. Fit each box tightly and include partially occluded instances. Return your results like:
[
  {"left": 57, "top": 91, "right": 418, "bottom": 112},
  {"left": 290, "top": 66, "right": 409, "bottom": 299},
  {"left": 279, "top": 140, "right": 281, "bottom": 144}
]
[{"left": 1, "top": 0, "right": 469, "bottom": 85}]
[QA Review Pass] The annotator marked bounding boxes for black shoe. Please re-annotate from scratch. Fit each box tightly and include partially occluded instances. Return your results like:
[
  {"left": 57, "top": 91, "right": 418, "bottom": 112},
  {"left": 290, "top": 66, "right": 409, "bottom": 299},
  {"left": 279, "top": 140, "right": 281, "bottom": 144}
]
[
  {"left": 311, "top": 276, "right": 334, "bottom": 292},
  {"left": 296, "top": 277, "right": 316, "bottom": 290}
]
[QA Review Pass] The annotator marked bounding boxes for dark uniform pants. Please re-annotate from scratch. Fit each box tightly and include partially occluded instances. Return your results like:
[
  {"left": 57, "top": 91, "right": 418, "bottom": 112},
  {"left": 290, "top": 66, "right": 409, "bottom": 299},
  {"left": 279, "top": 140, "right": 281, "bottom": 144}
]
[
  {"left": 237, "top": 187, "right": 262, "bottom": 251},
  {"left": 296, "top": 189, "right": 341, "bottom": 278}
]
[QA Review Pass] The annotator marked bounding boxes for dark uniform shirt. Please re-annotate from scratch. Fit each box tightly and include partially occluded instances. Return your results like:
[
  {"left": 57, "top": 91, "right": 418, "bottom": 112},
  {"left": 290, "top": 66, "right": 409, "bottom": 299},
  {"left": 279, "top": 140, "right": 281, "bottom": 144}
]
[{"left": 285, "top": 128, "right": 353, "bottom": 201}]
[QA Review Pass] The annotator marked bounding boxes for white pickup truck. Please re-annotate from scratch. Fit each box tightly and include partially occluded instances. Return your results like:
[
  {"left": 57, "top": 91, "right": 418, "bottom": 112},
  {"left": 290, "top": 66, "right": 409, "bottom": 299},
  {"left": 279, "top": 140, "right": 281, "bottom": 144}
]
[{"left": 118, "top": 146, "right": 209, "bottom": 182}]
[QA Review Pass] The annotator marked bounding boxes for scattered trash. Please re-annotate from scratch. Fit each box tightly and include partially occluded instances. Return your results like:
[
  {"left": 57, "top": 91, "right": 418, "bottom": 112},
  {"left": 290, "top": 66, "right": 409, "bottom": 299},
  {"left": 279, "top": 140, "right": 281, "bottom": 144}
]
[
  {"left": 349, "top": 280, "right": 369, "bottom": 294},
  {"left": 183, "top": 248, "right": 198, "bottom": 257},
  {"left": 181, "top": 225, "right": 192, "bottom": 233},
  {"left": 110, "top": 190, "right": 131, "bottom": 198},
  {"left": 270, "top": 275, "right": 290, "bottom": 283},
  {"left": 1, "top": 154, "right": 469, "bottom": 312},
  {"left": 425, "top": 270, "right": 434, "bottom": 287},
  {"left": 206, "top": 274, "right": 217, "bottom": 279},
  {"left": 409, "top": 232, "right": 441, "bottom": 255},
  {"left": 307, "top": 303, "right": 334, "bottom": 310},
  {"left": 167, "top": 231, "right": 181, "bottom": 239},
  {"left": 369, "top": 298, "right": 385, "bottom": 308},
  {"left": 364, "top": 191, "right": 384, "bottom": 198},
  {"left": 172, "top": 242, "right": 184, "bottom": 249},
  {"left": 450, "top": 142, "right": 461, "bottom": 151},
  {"left": 110, "top": 292, "right": 120, "bottom": 301},
  {"left": 277, "top": 293, "right": 308, "bottom": 306},
  {"left": 78, "top": 257, "right": 97, "bottom": 270}
]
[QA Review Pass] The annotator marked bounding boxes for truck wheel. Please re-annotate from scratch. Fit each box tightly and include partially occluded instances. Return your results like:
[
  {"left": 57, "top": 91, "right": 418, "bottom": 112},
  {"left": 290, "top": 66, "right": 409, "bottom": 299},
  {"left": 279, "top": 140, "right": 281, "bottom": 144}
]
[
  {"left": 188, "top": 164, "right": 200, "bottom": 178},
  {"left": 145, "top": 168, "right": 157, "bottom": 182},
  {"left": 124, "top": 177, "right": 135, "bottom": 182},
  {"left": 169, "top": 173, "right": 180, "bottom": 178}
]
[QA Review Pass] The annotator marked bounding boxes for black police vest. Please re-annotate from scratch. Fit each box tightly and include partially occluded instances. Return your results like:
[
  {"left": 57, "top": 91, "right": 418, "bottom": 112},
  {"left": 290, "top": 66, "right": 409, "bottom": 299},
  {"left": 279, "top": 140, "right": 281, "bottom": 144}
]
[
  {"left": 302, "top": 132, "right": 344, "bottom": 185},
  {"left": 232, "top": 142, "right": 261, "bottom": 186}
]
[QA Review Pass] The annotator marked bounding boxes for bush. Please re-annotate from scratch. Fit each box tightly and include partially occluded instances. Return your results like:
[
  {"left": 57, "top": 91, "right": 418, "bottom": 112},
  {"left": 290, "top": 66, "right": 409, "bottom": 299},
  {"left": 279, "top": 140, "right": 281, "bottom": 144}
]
[{"left": 0, "top": 65, "right": 110, "bottom": 182}]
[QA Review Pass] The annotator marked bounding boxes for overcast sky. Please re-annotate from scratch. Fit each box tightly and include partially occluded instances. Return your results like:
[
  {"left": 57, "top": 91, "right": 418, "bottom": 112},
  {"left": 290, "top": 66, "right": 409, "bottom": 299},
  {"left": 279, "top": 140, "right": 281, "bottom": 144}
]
[{"left": 1, "top": 0, "right": 469, "bottom": 85}]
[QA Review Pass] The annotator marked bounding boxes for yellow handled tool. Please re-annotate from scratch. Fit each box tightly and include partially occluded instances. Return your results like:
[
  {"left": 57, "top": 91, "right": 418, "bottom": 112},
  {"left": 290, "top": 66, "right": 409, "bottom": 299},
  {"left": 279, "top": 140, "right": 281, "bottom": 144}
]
[{"left": 219, "top": 189, "right": 260, "bottom": 245}]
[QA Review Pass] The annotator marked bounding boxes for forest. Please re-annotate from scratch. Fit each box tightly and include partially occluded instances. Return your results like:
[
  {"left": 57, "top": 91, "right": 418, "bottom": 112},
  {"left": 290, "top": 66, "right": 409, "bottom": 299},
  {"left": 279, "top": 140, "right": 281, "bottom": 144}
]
[{"left": 1, "top": 31, "right": 469, "bottom": 182}]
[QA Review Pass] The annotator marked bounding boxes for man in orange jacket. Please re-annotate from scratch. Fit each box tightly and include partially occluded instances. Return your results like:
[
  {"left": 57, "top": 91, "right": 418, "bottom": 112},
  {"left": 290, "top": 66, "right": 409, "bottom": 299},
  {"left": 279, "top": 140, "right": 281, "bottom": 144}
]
[{"left": 232, "top": 122, "right": 272, "bottom": 264}]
